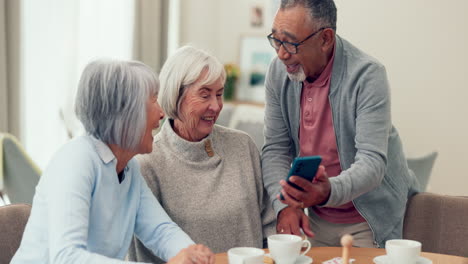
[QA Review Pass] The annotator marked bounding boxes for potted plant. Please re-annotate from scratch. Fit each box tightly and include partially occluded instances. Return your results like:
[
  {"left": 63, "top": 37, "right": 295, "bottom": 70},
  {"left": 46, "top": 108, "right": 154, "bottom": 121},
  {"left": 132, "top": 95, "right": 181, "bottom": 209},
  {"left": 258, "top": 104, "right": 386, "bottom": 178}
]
[{"left": 223, "top": 63, "right": 240, "bottom": 101}]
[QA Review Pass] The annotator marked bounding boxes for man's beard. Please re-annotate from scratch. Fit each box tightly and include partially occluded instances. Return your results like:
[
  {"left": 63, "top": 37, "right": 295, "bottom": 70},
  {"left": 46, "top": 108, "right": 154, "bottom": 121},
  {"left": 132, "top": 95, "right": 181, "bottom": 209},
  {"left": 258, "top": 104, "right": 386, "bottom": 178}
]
[{"left": 287, "top": 65, "right": 306, "bottom": 82}]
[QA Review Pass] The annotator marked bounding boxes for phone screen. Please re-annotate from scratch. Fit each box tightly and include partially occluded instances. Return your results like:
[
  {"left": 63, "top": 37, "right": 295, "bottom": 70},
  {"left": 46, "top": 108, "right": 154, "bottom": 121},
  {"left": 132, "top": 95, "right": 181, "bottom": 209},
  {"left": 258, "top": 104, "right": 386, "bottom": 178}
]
[{"left": 285, "top": 155, "right": 322, "bottom": 192}]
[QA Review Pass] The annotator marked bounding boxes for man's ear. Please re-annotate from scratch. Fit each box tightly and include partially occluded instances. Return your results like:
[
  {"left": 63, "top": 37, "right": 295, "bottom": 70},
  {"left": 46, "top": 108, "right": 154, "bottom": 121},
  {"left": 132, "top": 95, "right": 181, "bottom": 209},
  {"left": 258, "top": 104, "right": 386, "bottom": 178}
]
[{"left": 320, "top": 28, "right": 335, "bottom": 51}]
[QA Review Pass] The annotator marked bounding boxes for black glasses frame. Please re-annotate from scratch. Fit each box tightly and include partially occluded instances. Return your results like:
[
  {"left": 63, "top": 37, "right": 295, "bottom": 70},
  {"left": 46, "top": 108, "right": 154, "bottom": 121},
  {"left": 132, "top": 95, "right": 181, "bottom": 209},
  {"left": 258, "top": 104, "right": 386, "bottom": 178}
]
[{"left": 267, "top": 27, "right": 327, "bottom": 54}]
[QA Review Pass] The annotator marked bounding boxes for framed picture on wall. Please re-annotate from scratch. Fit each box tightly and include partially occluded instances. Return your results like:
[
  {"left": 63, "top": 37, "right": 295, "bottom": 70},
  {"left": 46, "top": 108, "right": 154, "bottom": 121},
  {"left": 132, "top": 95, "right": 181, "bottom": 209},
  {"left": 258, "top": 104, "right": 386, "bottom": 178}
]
[
  {"left": 250, "top": 4, "right": 264, "bottom": 28},
  {"left": 236, "top": 36, "right": 276, "bottom": 103}
]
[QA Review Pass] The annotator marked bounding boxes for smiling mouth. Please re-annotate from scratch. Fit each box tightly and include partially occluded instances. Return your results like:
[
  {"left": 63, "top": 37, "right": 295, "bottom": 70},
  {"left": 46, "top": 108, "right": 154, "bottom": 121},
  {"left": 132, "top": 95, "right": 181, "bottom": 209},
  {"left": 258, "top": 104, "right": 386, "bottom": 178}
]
[
  {"left": 201, "top": 116, "right": 215, "bottom": 121},
  {"left": 286, "top": 64, "right": 300, "bottom": 73}
]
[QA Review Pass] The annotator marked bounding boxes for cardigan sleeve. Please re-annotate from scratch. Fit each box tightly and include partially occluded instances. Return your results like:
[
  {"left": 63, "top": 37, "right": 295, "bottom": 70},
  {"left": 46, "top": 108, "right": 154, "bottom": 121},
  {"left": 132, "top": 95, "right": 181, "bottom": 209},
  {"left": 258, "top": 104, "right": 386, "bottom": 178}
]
[
  {"left": 325, "top": 63, "right": 391, "bottom": 207},
  {"left": 261, "top": 59, "right": 295, "bottom": 216}
]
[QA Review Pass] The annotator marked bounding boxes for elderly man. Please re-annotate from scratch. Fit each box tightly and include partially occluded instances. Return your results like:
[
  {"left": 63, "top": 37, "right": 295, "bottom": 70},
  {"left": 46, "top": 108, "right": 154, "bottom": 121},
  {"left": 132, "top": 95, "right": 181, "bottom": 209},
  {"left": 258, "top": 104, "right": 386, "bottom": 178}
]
[{"left": 262, "top": 0, "right": 419, "bottom": 248}]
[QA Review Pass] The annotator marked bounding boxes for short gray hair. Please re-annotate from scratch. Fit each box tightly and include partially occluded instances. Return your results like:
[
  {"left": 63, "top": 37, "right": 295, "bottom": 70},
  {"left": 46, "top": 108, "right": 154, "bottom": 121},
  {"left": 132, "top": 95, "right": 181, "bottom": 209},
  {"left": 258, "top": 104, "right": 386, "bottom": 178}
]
[
  {"left": 280, "top": 0, "right": 337, "bottom": 30},
  {"left": 159, "top": 46, "right": 226, "bottom": 120},
  {"left": 75, "top": 59, "right": 159, "bottom": 150}
]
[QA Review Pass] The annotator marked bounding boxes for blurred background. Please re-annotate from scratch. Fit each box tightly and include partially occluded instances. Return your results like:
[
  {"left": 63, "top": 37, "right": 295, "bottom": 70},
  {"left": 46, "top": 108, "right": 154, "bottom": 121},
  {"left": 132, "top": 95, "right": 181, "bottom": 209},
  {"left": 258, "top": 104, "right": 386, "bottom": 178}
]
[{"left": 1, "top": 0, "right": 467, "bottom": 196}]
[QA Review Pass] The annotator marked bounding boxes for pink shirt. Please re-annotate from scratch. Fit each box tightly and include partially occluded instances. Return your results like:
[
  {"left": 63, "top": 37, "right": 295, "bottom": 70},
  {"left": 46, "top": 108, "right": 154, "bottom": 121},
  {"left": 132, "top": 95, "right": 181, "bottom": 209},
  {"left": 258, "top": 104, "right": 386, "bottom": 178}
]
[{"left": 299, "top": 48, "right": 365, "bottom": 224}]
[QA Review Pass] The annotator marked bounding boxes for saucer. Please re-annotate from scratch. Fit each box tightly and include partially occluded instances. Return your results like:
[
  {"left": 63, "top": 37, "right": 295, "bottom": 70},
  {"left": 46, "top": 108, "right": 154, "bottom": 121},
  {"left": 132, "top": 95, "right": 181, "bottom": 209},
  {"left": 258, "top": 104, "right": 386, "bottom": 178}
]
[
  {"left": 264, "top": 254, "right": 313, "bottom": 264},
  {"left": 373, "top": 255, "right": 432, "bottom": 264}
]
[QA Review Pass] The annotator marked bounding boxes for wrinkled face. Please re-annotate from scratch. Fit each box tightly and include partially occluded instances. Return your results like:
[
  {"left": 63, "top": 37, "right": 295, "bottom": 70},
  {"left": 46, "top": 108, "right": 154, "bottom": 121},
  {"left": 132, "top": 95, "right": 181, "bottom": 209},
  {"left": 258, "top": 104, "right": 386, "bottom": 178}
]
[
  {"left": 272, "top": 6, "right": 327, "bottom": 82},
  {"left": 176, "top": 74, "right": 224, "bottom": 141},
  {"left": 137, "top": 94, "right": 165, "bottom": 154}
]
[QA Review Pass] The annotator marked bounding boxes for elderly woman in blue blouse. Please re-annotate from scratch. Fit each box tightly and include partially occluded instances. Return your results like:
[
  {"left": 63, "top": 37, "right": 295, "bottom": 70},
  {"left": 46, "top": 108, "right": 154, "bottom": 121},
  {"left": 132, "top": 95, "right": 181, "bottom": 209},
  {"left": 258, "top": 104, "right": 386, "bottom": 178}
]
[
  {"left": 11, "top": 59, "right": 214, "bottom": 264},
  {"left": 128, "top": 46, "right": 276, "bottom": 263}
]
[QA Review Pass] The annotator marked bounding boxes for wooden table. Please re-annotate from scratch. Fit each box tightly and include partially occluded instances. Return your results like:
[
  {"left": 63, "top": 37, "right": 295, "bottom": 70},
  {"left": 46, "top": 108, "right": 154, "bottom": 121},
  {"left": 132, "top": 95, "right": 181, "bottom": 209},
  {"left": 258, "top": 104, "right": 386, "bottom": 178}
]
[{"left": 215, "top": 247, "right": 468, "bottom": 264}]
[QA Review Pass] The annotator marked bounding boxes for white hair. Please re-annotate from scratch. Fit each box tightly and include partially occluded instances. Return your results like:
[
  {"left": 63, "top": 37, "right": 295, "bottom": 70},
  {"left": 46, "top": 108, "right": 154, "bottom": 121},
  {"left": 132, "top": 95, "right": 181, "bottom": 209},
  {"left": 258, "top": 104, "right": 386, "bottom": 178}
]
[
  {"left": 75, "top": 59, "right": 159, "bottom": 150},
  {"left": 158, "top": 46, "right": 226, "bottom": 120}
]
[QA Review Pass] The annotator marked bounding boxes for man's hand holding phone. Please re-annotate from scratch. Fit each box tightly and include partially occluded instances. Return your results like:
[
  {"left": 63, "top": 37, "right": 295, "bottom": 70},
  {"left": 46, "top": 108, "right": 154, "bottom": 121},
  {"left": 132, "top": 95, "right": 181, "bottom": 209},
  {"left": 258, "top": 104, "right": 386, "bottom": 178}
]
[{"left": 277, "top": 164, "right": 331, "bottom": 209}]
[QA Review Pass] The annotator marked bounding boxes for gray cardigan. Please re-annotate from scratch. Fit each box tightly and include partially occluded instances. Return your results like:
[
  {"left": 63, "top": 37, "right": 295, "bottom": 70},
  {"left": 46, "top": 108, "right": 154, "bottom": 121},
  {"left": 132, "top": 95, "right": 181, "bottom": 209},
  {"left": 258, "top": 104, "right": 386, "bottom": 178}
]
[{"left": 261, "top": 35, "right": 419, "bottom": 247}]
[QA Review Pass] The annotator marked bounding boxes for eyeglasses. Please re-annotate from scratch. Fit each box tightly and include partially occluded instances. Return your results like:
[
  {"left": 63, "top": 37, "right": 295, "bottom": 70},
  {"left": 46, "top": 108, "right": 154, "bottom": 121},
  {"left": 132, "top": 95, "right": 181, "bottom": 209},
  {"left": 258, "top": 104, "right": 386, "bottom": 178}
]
[{"left": 267, "top": 27, "right": 327, "bottom": 54}]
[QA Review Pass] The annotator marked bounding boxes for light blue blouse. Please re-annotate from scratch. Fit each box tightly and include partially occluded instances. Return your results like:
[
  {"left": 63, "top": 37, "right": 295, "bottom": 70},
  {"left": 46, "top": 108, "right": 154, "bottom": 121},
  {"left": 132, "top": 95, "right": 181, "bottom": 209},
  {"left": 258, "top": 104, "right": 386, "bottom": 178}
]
[{"left": 11, "top": 136, "right": 194, "bottom": 264}]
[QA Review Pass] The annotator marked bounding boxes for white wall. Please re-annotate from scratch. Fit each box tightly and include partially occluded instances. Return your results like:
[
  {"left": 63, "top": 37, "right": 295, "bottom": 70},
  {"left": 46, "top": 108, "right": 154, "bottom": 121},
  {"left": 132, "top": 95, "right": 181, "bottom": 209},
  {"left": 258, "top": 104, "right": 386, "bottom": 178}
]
[
  {"left": 21, "top": 0, "right": 135, "bottom": 168},
  {"left": 180, "top": 0, "right": 468, "bottom": 195},
  {"left": 180, "top": 0, "right": 275, "bottom": 63},
  {"left": 179, "top": 0, "right": 219, "bottom": 56},
  {"left": 334, "top": 0, "right": 468, "bottom": 196}
]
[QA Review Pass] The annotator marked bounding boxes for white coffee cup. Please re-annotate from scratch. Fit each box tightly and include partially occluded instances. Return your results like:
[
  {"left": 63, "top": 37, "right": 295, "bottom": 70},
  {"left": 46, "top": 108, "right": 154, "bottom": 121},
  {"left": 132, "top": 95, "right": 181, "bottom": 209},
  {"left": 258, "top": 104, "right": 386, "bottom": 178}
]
[
  {"left": 228, "top": 247, "right": 264, "bottom": 264},
  {"left": 268, "top": 234, "right": 311, "bottom": 264},
  {"left": 385, "top": 239, "right": 421, "bottom": 264}
]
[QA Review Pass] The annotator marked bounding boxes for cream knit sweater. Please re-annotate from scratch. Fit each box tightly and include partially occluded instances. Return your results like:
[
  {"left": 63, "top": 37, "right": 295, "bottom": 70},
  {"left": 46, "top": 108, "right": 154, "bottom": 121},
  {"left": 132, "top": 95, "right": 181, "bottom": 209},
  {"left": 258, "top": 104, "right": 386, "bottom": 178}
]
[{"left": 128, "top": 120, "right": 276, "bottom": 263}]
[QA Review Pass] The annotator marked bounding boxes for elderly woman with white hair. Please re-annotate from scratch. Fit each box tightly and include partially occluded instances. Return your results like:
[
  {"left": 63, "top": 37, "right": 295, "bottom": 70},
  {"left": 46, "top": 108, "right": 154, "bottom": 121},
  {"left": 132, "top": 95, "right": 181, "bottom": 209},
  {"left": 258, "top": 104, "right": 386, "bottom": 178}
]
[
  {"left": 128, "top": 46, "right": 276, "bottom": 263},
  {"left": 11, "top": 59, "right": 214, "bottom": 264}
]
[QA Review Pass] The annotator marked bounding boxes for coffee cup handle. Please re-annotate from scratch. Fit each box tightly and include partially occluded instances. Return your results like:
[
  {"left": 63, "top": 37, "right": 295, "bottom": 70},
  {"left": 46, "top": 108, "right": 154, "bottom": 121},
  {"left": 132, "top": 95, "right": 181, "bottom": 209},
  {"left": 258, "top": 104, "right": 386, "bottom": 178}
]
[{"left": 300, "top": 240, "right": 311, "bottom": 256}]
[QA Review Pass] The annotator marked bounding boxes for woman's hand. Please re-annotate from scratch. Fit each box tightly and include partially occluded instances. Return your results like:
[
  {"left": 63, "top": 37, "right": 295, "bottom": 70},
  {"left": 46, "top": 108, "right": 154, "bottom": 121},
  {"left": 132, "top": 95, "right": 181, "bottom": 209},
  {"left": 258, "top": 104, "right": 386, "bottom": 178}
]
[{"left": 167, "top": 244, "right": 215, "bottom": 264}]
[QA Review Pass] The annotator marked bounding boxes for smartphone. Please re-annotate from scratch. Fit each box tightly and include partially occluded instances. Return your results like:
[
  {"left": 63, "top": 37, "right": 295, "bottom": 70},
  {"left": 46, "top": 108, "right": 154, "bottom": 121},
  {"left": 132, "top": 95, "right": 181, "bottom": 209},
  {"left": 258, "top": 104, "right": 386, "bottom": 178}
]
[{"left": 281, "top": 156, "right": 322, "bottom": 199}]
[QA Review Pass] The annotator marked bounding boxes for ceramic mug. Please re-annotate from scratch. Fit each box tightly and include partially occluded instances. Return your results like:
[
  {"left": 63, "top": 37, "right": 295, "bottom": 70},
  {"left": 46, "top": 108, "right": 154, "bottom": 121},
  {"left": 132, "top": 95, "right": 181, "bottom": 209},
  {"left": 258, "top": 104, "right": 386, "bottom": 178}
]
[
  {"left": 268, "top": 234, "right": 311, "bottom": 264},
  {"left": 385, "top": 239, "right": 421, "bottom": 264},
  {"left": 228, "top": 247, "right": 264, "bottom": 264}
]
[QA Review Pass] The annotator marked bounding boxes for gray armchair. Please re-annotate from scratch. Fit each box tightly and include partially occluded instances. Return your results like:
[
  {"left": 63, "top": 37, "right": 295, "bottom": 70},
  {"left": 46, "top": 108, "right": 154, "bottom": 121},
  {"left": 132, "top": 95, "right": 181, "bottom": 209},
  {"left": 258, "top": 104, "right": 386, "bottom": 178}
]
[
  {"left": 0, "top": 133, "right": 41, "bottom": 204},
  {"left": 216, "top": 103, "right": 265, "bottom": 151},
  {"left": 407, "top": 151, "right": 438, "bottom": 191},
  {"left": 0, "top": 203, "right": 32, "bottom": 264},
  {"left": 403, "top": 192, "right": 468, "bottom": 257}
]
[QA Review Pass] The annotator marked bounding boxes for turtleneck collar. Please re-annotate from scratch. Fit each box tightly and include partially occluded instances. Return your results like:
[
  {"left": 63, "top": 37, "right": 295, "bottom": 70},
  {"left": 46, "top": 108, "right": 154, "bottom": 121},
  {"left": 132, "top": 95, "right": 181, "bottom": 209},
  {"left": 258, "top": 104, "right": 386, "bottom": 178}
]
[{"left": 156, "top": 119, "right": 220, "bottom": 163}]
